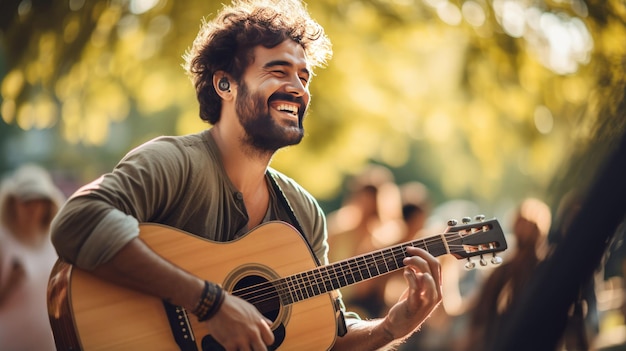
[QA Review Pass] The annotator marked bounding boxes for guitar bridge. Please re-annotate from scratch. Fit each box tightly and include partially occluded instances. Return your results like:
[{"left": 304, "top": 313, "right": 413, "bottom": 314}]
[{"left": 162, "top": 300, "right": 198, "bottom": 351}]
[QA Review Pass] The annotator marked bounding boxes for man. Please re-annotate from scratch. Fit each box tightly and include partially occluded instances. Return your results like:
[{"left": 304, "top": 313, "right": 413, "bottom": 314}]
[{"left": 50, "top": 1, "right": 442, "bottom": 350}]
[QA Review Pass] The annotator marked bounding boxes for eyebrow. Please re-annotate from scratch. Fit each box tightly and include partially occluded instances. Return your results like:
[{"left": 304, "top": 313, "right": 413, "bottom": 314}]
[{"left": 263, "top": 60, "right": 311, "bottom": 77}]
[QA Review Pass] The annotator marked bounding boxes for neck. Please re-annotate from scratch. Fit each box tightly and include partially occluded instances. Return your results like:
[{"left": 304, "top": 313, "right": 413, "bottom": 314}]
[{"left": 209, "top": 126, "right": 272, "bottom": 191}]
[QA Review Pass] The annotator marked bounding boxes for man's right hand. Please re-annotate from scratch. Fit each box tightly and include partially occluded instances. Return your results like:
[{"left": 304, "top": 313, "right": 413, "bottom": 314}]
[{"left": 204, "top": 293, "right": 275, "bottom": 351}]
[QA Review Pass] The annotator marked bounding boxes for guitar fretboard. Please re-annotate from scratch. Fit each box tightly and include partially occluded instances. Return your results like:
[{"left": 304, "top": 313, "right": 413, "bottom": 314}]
[{"left": 275, "top": 235, "right": 451, "bottom": 305}]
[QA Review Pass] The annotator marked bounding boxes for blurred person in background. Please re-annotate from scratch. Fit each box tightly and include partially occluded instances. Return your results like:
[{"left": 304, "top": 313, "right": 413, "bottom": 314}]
[
  {"left": 384, "top": 181, "right": 453, "bottom": 351},
  {"left": 384, "top": 181, "right": 432, "bottom": 313},
  {"left": 326, "top": 164, "right": 405, "bottom": 318},
  {"left": 458, "top": 197, "right": 552, "bottom": 351},
  {"left": 397, "top": 181, "right": 432, "bottom": 243},
  {"left": 404, "top": 199, "right": 488, "bottom": 351},
  {"left": 0, "top": 164, "right": 65, "bottom": 351}
]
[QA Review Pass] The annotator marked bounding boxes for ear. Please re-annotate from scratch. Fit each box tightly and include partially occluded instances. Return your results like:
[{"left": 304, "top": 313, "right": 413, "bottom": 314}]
[{"left": 213, "top": 71, "right": 236, "bottom": 100}]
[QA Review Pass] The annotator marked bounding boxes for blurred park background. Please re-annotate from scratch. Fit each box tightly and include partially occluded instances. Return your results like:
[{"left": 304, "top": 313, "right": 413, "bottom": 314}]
[
  {"left": 1, "top": 0, "right": 624, "bottom": 212},
  {"left": 1, "top": 0, "right": 626, "bottom": 349}
]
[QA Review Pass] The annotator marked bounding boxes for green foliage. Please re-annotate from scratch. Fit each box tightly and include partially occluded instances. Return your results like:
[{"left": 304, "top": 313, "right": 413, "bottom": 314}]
[{"left": 1, "top": 0, "right": 624, "bottom": 213}]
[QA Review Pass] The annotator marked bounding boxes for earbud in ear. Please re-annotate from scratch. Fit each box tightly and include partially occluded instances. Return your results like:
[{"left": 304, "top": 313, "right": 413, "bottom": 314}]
[{"left": 218, "top": 77, "right": 230, "bottom": 92}]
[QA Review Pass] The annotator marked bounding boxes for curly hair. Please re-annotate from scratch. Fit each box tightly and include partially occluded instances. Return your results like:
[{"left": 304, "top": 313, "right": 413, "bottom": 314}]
[{"left": 183, "top": 0, "right": 333, "bottom": 124}]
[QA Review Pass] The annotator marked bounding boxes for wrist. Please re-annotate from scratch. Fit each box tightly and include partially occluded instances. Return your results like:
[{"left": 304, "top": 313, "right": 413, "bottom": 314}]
[
  {"left": 191, "top": 280, "right": 226, "bottom": 321},
  {"left": 371, "top": 318, "right": 397, "bottom": 344}
]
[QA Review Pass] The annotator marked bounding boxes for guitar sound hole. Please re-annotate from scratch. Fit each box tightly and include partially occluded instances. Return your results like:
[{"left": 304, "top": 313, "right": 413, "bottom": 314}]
[{"left": 232, "top": 274, "right": 280, "bottom": 322}]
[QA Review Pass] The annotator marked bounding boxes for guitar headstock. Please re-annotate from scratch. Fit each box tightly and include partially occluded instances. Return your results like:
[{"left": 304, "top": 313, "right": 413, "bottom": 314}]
[{"left": 446, "top": 216, "right": 507, "bottom": 269}]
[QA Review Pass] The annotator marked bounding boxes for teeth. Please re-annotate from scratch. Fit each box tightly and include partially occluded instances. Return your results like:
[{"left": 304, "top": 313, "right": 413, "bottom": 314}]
[{"left": 276, "top": 104, "right": 298, "bottom": 115}]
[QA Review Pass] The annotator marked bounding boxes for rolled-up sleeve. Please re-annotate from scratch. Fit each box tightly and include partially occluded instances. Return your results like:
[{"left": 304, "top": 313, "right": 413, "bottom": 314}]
[
  {"left": 50, "top": 178, "right": 142, "bottom": 270},
  {"left": 75, "top": 209, "right": 139, "bottom": 270}
]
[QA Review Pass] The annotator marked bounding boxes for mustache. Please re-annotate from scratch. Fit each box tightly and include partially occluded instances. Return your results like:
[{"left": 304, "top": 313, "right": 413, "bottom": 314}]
[{"left": 269, "top": 92, "right": 306, "bottom": 109}]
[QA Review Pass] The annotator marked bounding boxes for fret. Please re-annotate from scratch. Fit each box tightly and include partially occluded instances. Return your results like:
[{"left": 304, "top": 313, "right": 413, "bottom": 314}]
[
  {"left": 438, "top": 233, "right": 449, "bottom": 254},
  {"left": 381, "top": 248, "right": 394, "bottom": 273},
  {"left": 372, "top": 251, "right": 386, "bottom": 276},
  {"left": 344, "top": 260, "right": 357, "bottom": 285},
  {"left": 428, "top": 237, "right": 448, "bottom": 257},
  {"left": 284, "top": 276, "right": 296, "bottom": 304},
  {"left": 275, "top": 278, "right": 291, "bottom": 305},
  {"left": 336, "top": 261, "right": 349, "bottom": 287},
  {"left": 294, "top": 274, "right": 305, "bottom": 301},
  {"left": 290, "top": 273, "right": 300, "bottom": 302},
  {"left": 358, "top": 255, "right": 371, "bottom": 280},
  {"left": 365, "top": 253, "right": 378, "bottom": 278},
  {"left": 395, "top": 245, "right": 409, "bottom": 268},
  {"left": 322, "top": 266, "right": 334, "bottom": 293},
  {"left": 330, "top": 264, "right": 341, "bottom": 290},
  {"left": 287, "top": 274, "right": 297, "bottom": 302},
  {"left": 414, "top": 241, "right": 424, "bottom": 253},
  {"left": 351, "top": 258, "right": 364, "bottom": 282},
  {"left": 354, "top": 259, "right": 363, "bottom": 282},
  {"left": 384, "top": 247, "right": 401, "bottom": 271},
  {"left": 303, "top": 270, "right": 315, "bottom": 299},
  {"left": 310, "top": 268, "right": 322, "bottom": 296}
]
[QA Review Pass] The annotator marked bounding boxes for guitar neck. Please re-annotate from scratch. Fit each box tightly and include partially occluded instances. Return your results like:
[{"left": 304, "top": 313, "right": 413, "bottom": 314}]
[{"left": 276, "top": 234, "right": 450, "bottom": 305}]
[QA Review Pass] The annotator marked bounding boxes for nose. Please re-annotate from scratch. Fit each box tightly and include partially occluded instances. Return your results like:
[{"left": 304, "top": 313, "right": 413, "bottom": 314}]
[{"left": 286, "top": 74, "right": 307, "bottom": 98}]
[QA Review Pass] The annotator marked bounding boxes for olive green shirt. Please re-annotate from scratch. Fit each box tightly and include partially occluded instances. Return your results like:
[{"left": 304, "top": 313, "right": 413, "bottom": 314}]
[{"left": 50, "top": 129, "right": 329, "bottom": 270}]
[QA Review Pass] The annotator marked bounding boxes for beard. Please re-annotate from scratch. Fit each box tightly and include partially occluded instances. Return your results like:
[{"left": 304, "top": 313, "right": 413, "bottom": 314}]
[{"left": 235, "top": 82, "right": 306, "bottom": 154}]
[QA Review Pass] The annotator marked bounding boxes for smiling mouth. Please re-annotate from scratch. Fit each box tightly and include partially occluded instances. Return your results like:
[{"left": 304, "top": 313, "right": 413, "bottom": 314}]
[{"left": 273, "top": 103, "right": 299, "bottom": 117}]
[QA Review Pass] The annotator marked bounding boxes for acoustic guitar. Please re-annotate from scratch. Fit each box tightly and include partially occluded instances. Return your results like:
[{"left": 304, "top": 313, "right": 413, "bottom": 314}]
[{"left": 47, "top": 218, "right": 506, "bottom": 350}]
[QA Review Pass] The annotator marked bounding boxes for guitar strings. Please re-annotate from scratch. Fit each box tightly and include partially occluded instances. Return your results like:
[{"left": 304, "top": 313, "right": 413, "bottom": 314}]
[
  {"left": 233, "top": 242, "right": 473, "bottom": 310},
  {"left": 234, "top": 244, "right": 473, "bottom": 309},
  {"left": 230, "top": 231, "right": 470, "bottom": 305},
  {"left": 224, "top": 231, "right": 482, "bottom": 308}
]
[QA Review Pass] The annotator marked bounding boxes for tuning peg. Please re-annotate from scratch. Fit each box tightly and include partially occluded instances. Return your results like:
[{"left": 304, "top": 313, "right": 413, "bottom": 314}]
[
  {"left": 447, "top": 219, "right": 458, "bottom": 226},
  {"left": 491, "top": 255, "right": 503, "bottom": 265},
  {"left": 462, "top": 217, "right": 472, "bottom": 224},
  {"left": 465, "top": 259, "right": 476, "bottom": 270},
  {"left": 479, "top": 255, "right": 488, "bottom": 266},
  {"left": 475, "top": 214, "right": 485, "bottom": 222}
]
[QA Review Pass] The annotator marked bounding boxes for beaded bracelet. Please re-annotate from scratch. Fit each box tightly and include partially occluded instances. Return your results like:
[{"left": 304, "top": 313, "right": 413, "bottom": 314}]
[{"left": 192, "top": 280, "right": 226, "bottom": 322}]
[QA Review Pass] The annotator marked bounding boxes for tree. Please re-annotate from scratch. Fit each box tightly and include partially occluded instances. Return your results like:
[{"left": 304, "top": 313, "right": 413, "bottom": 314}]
[{"left": 0, "top": 0, "right": 624, "bottom": 212}]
